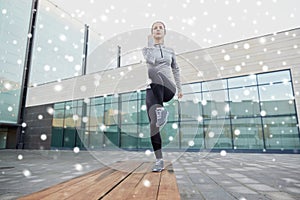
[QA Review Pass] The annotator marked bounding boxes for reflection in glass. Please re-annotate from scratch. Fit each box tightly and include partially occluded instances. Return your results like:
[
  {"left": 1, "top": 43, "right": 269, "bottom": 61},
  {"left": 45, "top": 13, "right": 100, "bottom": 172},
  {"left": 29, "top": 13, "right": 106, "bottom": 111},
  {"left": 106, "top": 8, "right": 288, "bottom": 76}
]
[
  {"left": 202, "top": 79, "right": 227, "bottom": 91},
  {"left": 180, "top": 93, "right": 202, "bottom": 121},
  {"left": 202, "top": 90, "right": 229, "bottom": 119},
  {"left": 229, "top": 86, "right": 260, "bottom": 117},
  {"left": 259, "top": 83, "right": 296, "bottom": 116},
  {"left": 121, "top": 125, "right": 138, "bottom": 149},
  {"left": 263, "top": 116, "right": 300, "bottom": 149},
  {"left": 204, "top": 119, "right": 231, "bottom": 149},
  {"left": 164, "top": 99, "right": 178, "bottom": 122},
  {"left": 228, "top": 74, "right": 257, "bottom": 88},
  {"left": 161, "top": 122, "right": 179, "bottom": 148},
  {"left": 104, "top": 103, "right": 118, "bottom": 126},
  {"left": 121, "top": 100, "right": 137, "bottom": 124},
  {"left": 30, "top": 0, "right": 84, "bottom": 85},
  {"left": 50, "top": 70, "right": 300, "bottom": 151},
  {"left": 182, "top": 82, "right": 201, "bottom": 94},
  {"left": 181, "top": 122, "right": 203, "bottom": 149},
  {"left": 90, "top": 104, "right": 104, "bottom": 127},
  {"left": 0, "top": 0, "right": 32, "bottom": 123},
  {"left": 231, "top": 118, "right": 263, "bottom": 149},
  {"left": 258, "top": 70, "right": 291, "bottom": 84},
  {"left": 138, "top": 125, "right": 152, "bottom": 149}
]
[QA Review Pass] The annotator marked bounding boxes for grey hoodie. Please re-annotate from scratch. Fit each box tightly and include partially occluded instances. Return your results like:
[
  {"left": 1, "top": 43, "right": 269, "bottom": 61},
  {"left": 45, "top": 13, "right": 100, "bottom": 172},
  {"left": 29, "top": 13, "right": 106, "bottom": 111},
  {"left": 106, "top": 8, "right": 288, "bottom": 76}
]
[{"left": 142, "top": 44, "right": 182, "bottom": 93}]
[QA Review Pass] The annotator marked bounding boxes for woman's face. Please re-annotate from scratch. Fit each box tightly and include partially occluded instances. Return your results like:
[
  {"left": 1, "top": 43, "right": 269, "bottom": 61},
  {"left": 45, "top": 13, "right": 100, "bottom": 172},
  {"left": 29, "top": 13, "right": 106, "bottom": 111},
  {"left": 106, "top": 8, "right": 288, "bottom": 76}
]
[{"left": 152, "top": 22, "right": 165, "bottom": 40}]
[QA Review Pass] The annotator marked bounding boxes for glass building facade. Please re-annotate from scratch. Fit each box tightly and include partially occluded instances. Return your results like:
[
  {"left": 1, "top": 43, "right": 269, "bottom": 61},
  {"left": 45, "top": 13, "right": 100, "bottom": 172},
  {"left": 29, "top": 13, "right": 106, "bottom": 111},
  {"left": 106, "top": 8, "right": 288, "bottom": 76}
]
[
  {"left": 51, "top": 70, "right": 300, "bottom": 151},
  {"left": 1, "top": 0, "right": 299, "bottom": 152},
  {"left": 0, "top": 0, "right": 32, "bottom": 124}
]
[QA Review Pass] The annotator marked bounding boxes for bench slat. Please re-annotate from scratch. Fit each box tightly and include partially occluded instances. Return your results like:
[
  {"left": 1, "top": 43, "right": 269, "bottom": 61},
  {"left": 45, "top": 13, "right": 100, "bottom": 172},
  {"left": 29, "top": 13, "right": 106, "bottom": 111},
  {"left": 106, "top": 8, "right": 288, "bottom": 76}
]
[
  {"left": 102, "top": 162, "right": 152, "bottom": 200},
  {"left": 129, "top": 164, "right": 162, "bottom": 200},
  {"left": 157, "top": 163, "right": 181, "bottom": 200},
  {"left": 18, "top": 160, "right": 181, "bottom": 200},
  {"left": 65, "top": 161, "right": 142, "bottom": 200},
  {"left": 18, "top": 167, "right": 110, "bottom": 200}
]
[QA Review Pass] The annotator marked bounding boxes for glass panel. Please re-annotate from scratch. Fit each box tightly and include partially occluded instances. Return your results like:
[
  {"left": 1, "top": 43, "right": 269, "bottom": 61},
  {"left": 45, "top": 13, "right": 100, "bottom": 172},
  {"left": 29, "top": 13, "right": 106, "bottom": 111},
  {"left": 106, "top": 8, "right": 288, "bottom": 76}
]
[
  {"left": 202, "top": 90, "right": 229, "bottom": 119},
  {"left": 139, "top": 99, "right": 148, "bottom": 124},
  {"left": 204, "top": 119, "right": 232, "bottom": 149},
  {"left": 228, "top": 74, "right": 257, "bottom": 88},
  {"left": 0, "top": 0, "right": 32, "bottom": 123},
  {"left": 138, "top": 124, "right": 152, "bottom": 149},
  {"left": 161, "top": 122, "right": 179, "bottom": 148},
  {"left": 65, "top": 101, "right": 77, "bottom": 110},
  {"left": 231, "top": 118, "right": 264, "bottom": 149},
  {"left": 121, "top": 125, "right": 138, "bottom": 136},
  {"left": 164, "top": 99, "right": 178, "bottom": 122},
  {"left": 64, "top": 107, "right": 75, "bottom": 128},
  {"left": 86, "top": 29, "right": 118, "bottom": 74},
  {"left": 104, "top": 103, "right": 118, "bottom": 125},
  {"left": 121, "top": 92, "right": 137, "bottom": 101},
  {"left": 51, "top": 127, "right": 63, "bottom": 147},
  {"left": 202, "top": 79, "right": 227, "bottom": 91},
  {"left": 180, "top": 93, "right": 202, "bottom": 121},
  {"left": 120, "top": 133, "right": 138, "bottom": 149},
  {"left": 0, "top": 129, "right": 7, "bottom": 148},
  {"left": 75, "top": 129, "right": 85, "bottom": 148},
  {"left": 89, "top": 128, "right": 104, "bottom": 149},
  {"left": 103, "top": 125, "right": 119, "bottom": 148},
  {"left": 259, "top": 83, "right": 296, "bottom": 116},
  {"left": 140, "top": 90, "right": 146, "bottom": 100},
  {"left": 52, "top": 109, "right": 64, "bottom": 127},
  {"left": 181, "top": 122, "right": 204, "bottom": 149},
  {"left": 105, "top": 95, "right": 119, "bottom": 103},
  {"left": 229, "top": 86, "right": 260, "bottom": 117},
  {"left": 121, "top": 100, "right": 137, "bottom": 124},
  {"left": 258, "top": 70, "right": 291, "bottom": 85},
  {"left": 90, "top": 104, "right": 104, "bottom": 127},
  {"left": 120, "top": 125, "right": 138, "bottom": 149},
  {"left": 63, "top": 128, "right": 76, "bottom": 148},
  {"left": 91, "top": 96, "right": 104, "bottom": 105},
  {"left": 30, "top": 0, "right": 84, "bottom": 85},
  {"left": 182, "top": 82, "right": 201, "bottom": 94},
  {"left": 263, "top": 116, "right": 300, "bottom": 149},
  {"left": 54, "top": 102, "right": 65, "bottom": 109}
]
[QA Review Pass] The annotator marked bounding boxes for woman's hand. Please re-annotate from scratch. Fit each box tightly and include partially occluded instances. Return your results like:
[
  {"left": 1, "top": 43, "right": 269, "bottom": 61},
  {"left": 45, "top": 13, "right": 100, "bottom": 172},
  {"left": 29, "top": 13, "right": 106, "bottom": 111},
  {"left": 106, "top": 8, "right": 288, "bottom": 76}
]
[
  {"left": 178, "top": 92, "right": 183, "bottom": 99},
  {"left": 148, "top": 35, "right": 154, "bottom": 47}
]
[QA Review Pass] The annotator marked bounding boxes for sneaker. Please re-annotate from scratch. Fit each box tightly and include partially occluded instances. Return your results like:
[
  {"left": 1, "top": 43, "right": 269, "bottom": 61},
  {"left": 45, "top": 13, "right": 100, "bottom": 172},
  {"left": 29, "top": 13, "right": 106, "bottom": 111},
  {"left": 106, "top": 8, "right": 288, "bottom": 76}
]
[
  {"left": 152, "top": 159, "right": 164, "bottom": 172},
  {"left": 156, "top": 108, "right": 169, "bottom": 127}
]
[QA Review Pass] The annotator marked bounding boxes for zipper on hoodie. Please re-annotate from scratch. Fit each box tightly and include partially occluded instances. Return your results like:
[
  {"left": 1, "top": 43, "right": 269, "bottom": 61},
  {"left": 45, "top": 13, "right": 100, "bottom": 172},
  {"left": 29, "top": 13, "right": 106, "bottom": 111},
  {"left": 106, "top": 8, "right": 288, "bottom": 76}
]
[{"left": 159, "top": 45, "right": 163, "bottom": 58}]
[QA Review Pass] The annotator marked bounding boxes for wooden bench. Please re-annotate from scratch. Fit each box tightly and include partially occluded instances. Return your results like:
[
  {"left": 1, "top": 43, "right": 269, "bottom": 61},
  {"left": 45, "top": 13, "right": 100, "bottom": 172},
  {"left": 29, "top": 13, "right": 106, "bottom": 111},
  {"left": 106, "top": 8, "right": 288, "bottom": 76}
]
[{"left": 18, "top": 161, "right": 181, "bottom": 200}]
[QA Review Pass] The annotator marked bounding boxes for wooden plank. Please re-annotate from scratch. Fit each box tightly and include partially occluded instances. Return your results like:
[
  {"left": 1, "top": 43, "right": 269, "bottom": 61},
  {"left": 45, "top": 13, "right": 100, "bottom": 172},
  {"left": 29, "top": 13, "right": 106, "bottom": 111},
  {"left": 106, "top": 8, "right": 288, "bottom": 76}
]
[
  {"left": 64, "top": 161, "right": 142, "bottom": 200},
  {"left": 19, "top": 161, "right": 181, "bottom": 200},
  {"left": 129, "top": 164, "right": 162, "bottom": 200},
  {"left": 157, "top": 163, "right": 181, "bottom": 200},
  {"left": 102, "top": 162, "right": 152, "bottom": 200},
  {"left": 18, "top": 166, "right": 111, "bottom": 200}
]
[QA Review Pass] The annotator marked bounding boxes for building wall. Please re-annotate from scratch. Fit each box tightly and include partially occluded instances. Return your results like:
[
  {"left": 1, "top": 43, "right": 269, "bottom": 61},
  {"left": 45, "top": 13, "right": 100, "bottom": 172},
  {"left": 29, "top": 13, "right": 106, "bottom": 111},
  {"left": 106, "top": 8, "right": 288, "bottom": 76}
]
[
  {"left": 26, "top": 28, "right": 300, "bottom": 123},
  {"left": 23, "top": 104, "right": 54, "bottom": 149},
  {"left": 25, "top": 28, "right": 300, "bottom": 151}
]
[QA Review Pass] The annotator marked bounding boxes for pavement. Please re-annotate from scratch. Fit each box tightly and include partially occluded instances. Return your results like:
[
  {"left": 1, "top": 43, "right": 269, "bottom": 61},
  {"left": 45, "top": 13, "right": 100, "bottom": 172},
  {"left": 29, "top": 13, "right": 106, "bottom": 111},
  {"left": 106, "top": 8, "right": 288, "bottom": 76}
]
[{"left": 0, "top": 149, "right": 299, "bottom": 200}]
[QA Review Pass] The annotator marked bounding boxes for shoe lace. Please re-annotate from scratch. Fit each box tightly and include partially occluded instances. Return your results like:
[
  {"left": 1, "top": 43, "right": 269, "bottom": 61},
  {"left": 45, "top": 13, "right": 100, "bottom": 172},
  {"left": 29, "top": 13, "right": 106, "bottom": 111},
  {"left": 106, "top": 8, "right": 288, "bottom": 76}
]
[
  {"left": 155, "top": 159, "right": 163, "bottom": 165},
  {"left": 156, "top": 109, "right": 162, "bottom": 119}
]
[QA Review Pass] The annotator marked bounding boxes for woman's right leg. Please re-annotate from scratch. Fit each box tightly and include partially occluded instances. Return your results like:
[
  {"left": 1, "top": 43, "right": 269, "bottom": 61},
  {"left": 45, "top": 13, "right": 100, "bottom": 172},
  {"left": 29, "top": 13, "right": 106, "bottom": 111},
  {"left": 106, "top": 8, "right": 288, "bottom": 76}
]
[{"left": 146, "top": 88, "right": 163, "bottom": 159}]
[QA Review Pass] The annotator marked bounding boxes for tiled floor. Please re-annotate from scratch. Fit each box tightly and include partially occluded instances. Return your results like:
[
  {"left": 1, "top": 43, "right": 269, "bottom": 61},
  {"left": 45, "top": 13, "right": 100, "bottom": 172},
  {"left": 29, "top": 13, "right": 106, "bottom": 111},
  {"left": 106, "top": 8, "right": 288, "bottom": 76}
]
[{"left": 0, "top": 150, "right": 299, "bottom": 200}]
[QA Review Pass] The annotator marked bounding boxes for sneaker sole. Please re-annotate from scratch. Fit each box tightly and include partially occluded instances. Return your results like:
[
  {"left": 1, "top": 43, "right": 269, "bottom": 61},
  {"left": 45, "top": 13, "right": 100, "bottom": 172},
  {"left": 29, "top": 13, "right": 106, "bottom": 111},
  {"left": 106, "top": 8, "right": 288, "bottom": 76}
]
[{"left": 152, "top": 168, "right": 164, "bottom": 172}]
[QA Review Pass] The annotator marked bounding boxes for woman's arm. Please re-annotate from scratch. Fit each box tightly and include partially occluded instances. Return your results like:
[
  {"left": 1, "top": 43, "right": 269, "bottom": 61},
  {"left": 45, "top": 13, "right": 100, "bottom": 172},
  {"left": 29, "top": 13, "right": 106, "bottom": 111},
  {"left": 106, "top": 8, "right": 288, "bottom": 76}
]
[
  {"left": 142, "top": 35, "right": 156, "bottom": 65},
  {"left": 171, "top": 51, "right": 183, "bottom": 98}
]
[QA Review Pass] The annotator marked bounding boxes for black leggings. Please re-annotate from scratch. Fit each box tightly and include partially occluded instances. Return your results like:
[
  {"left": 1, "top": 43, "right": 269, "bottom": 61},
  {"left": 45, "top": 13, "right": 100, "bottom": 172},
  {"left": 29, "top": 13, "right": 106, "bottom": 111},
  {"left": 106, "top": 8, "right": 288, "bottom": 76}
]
[{"left": 146, "top": 80, "right": 176, "bottom": 159}]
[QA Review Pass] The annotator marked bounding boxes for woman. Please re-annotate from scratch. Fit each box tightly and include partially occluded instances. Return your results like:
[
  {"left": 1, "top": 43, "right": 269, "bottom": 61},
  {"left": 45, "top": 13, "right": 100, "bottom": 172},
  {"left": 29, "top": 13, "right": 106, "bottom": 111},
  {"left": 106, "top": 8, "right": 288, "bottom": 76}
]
[{"left": 142, "top": 21, "right": 183, "bottom": 172}]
